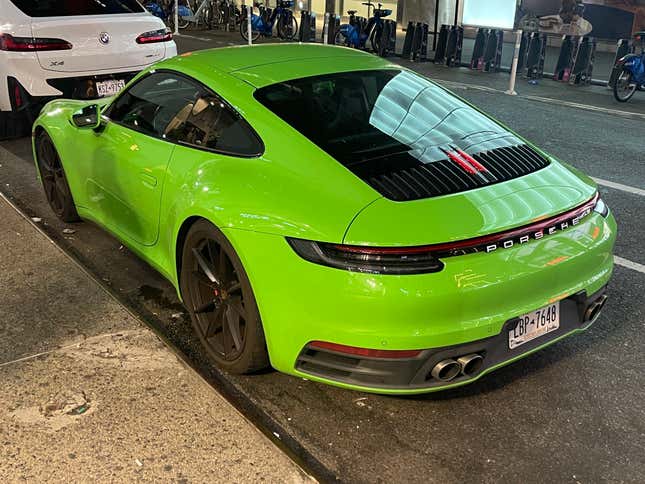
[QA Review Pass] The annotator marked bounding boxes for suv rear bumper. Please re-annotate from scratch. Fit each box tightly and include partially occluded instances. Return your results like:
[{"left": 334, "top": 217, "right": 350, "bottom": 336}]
[{"left": 0, "top": 45, "right": 176, "bottom": 111}]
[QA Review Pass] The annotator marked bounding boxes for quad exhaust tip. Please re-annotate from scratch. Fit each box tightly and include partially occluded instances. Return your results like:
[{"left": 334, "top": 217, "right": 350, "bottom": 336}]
[
  {"left": 430, "top": 359, "right": 461, "bottom": 382},
  {"left": 584, "top": 295, "right": 607, "bottom": 323},
  {"left": 431, "top": 353, "right": 484, "bottom": 382},
  {"left": 457, "top": 353, "right": 484, "bottom": 377}
]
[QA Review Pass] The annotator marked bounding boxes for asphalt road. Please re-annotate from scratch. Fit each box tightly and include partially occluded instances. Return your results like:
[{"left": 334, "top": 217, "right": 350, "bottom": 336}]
[{"left": 1, "top": 35, "right": 644, "bottom": 483}]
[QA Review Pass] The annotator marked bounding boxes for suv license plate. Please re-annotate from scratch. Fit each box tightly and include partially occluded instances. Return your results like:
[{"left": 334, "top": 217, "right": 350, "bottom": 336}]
[
  {"left": 509, "top": 302, "right": 560, "bottom": 350},
  {"left": 96, "top": 79, "right": 125, "bottom": 97}
]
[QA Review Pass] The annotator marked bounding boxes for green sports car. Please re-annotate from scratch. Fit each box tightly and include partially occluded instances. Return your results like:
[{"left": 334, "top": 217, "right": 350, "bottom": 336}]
[{"left": 32, "top": 44, "right": 616, "bottom": 394}]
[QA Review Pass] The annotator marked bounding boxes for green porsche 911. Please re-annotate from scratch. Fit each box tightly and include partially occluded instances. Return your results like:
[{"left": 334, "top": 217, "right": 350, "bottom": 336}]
[{"left": 32, "top": 44, "right": 616, "bottom": 394}]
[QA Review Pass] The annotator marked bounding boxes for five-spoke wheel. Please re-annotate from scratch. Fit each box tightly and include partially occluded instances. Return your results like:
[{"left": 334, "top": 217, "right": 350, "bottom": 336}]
[
  {"left": 35, "top": 132, "right": 80, "bottom": 223},
  {"left": 180, "top": 220, "right": 269, "bottom": 373}
]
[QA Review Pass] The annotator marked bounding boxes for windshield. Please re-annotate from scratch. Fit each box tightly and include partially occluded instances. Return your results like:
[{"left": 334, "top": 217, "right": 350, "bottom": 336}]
[{"left": 9, "top": 0, "right": 145, "bottom": 16}]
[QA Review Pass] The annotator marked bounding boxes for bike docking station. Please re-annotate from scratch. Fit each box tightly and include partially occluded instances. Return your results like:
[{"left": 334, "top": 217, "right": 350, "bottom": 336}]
[
  {"left": 525, "top": 32, "right": 547, "bottom": 82},
  {"left": 433, "top": 24, "right": 464, "bottom": 67},
  {"left": 298, "top": 11, "right": 316, "bottom": 42},
  {"left": 609, "top": 38, "right": 635, "bottom": 89},
  {"left": 553, "top": 35, "right": 597, "bottom": 86},
  {"left": 470, "top": 28, "right": 504, "bottom": 73},
  {"left": 377, "top": 19, "right": 397, "bottom": 57},
  {"left": 321, "top": 13, "right": 340, "bottom": 44},
  {"left": 401, "top": 22, "right": 429, "bottom": 62}
]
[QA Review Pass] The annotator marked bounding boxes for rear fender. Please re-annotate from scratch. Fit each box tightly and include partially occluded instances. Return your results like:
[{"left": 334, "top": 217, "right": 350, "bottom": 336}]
[{"left": 618, "top": 53, "right": 640, "bottom": 69}]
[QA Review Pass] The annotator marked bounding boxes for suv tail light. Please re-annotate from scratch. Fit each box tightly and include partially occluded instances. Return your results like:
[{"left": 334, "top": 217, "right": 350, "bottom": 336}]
[
  {"left": 0, "top": 33, "right": 72, "bottom": 51},
  {"left": 136, "top": 28, "right": 172, "bottom": 44}
]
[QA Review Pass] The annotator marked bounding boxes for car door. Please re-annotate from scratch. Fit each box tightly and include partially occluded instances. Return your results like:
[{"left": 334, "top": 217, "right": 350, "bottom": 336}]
[{"left": 88, "top": 71, "right": 202, "bottom": 246}]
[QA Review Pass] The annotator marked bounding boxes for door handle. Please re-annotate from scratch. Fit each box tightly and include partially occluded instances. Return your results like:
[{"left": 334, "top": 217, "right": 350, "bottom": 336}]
[{"left": 140, "top": 172, "right": 157, "bottom": 188}]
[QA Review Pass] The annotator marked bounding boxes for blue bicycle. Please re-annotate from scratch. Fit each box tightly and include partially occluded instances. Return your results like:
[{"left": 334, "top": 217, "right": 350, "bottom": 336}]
[
  {"left": 614, "top": 31, "right": 645, "bottom": 102},
  {"left": 145, "top": 0, "right": 193, "bottom": 29},
  {"left": 240, "top": 1, "right": 298, "bottom": 41},
  {"left": 334, "top": 1, "right": 391, "bottom": 53}
]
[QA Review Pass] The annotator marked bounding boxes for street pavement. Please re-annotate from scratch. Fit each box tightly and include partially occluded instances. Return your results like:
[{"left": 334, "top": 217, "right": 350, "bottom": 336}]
[
  {"left": 0, "top": 194, "right": 311, "bottom": 482},
  {"left": 0, "top": 32, "right": 644, "bottom": 483}
]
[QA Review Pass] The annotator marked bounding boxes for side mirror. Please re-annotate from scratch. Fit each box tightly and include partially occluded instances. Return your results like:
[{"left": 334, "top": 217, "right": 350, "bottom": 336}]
[{"left": 72, "top": 104, "right": 101, "bottom": 129}]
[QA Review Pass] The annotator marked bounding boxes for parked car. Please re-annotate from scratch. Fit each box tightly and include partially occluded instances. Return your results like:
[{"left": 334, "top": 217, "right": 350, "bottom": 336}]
[
  {"left": 0, "top": 0, "right": 177, "bottom": 139},
  {"left": 31, "top": 45, "right": 616, "bottom": 394}
]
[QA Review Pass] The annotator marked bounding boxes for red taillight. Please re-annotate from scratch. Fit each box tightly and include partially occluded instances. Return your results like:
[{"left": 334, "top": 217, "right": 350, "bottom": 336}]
[
  {"left": 0, "top": 33, "right": 72, "bottom": 51},
  {"left": 309, "top": 341, "right": 422, "bottom": 359},
  {"left": 136, "top": 29, "right": 172, "bottom": 44}
]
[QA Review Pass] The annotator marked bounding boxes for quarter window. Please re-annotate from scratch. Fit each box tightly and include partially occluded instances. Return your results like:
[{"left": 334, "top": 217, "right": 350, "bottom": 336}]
[{"left": 165, "top": 95, "right": 263, "bottom": 156}]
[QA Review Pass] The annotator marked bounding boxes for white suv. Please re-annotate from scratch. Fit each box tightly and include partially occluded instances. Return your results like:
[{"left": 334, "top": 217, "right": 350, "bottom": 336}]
[{"left": 0, "top": 0, "right": 177, "bottom": 139}]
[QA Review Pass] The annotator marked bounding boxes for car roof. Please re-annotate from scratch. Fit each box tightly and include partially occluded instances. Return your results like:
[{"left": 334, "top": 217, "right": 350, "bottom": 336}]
[{"left": 161, "top": 44, "right": 397, "bottom": 88}]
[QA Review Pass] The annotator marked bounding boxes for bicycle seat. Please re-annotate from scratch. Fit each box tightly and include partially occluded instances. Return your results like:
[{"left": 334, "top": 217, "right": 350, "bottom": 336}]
[
  {"left": 361, "top": 2, "right": 372, "bottom": 5},
  {"left": 347, "top": 9, "right": 357, "bottom": 14}
]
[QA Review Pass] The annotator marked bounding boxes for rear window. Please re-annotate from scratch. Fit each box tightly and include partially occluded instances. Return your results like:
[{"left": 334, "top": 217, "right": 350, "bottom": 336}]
[
  {"left": 255, "top": 69, "right": 548, "bottom": 201},
  {"left": 254, "top": 69, "right": 514, "bottom": 169},
  {"left": 9, "top": 0, "right": 145, "bottom": 16}
]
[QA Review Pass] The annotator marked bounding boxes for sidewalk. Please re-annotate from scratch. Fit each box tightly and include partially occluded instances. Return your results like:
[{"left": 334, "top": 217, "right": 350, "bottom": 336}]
[{"left": 0, "top": 195, "right": 310, "bottom": 482}]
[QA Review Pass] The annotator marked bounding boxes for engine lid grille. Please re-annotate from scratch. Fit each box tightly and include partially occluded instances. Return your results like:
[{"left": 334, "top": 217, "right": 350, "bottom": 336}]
[{"left": 364, "top": 144, "right": 550, "bottom": 202}]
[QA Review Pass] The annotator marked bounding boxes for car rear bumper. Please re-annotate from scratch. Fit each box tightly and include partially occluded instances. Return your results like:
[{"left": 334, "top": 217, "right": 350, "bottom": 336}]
[
  {"left": 0, "top": 41, "right": 176, "bottom": 111},
  {"left": 223, "top": 210, "right": 616, "bottom": 394},
  {"left": 295, "top": 287, "right": 608, "bottom": 392}
]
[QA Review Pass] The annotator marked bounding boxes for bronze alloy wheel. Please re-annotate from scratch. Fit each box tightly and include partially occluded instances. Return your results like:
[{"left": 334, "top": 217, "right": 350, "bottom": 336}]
[
  {"left": 181, "top": 220, "right": 269, "bottom": 373},
  {"left": 36, "top": 132, "right": 80, "bottom": 223}
]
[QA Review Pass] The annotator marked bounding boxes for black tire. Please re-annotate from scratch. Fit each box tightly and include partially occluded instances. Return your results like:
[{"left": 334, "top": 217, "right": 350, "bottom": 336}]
[
  {"left": 35, "top": 132, "right": 81, "bottom": 223},
  {"left": 277, "top": 15, "right": 298, "bottom": 40},
  {"left": 0, "top": 109, "right": 32, "bottom": 141},
  {"left": 370, "top": 28, "right": 381, "bottom": 54},
  {"left": 180, "top": 219, "right": 269, "bottom": 374},
  {"left": 333, "top": 29, "right": 346, "bottom": 46},
  {"left": 240, "top": 17, "right": 261, "bottom": 41},
  {"left": 613, "top": 70, "right": 637, "bottom": 102}
]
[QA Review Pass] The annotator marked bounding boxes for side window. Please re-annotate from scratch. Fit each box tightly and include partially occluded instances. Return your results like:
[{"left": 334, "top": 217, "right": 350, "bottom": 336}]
[
  {"left": 108, "top": 72, "right": 200, "bottom": 138},
  {"left": 165, "top": 95, "right": 263, "bottom": 157}
]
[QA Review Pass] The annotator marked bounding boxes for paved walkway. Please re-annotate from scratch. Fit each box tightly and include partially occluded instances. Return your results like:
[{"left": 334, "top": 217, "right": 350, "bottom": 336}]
[{"left": 0, "top": 195, "right": 310, "bottom": 483}]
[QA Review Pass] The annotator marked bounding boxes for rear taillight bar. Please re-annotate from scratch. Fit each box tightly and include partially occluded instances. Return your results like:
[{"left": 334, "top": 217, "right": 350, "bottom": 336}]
[
  {"left": 136, "top": 28, "right": 172, "bottom": 44},
  {"left": 287, "top": 192, "right": 604, "bottom": 274},
  {"left": 0, "top": 33, "right": 72, "bottom": 51}
]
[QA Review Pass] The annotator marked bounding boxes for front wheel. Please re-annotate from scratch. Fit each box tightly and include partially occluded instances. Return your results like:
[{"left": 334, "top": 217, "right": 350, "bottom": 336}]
[
  {"left": 35, "top": 132, "right": 81, "bottom": 223},
  {"left": 277, "top": 15, "right": 298, "bottom": 40},
  {"left": 613, "top": 70, "right": 637, "bottom": 102},
  {"left": 370, "top": 28, "right": 381, "bottom": 54},
  {"left": 333, "top": 29, "right": 347, "bottom": 46},
  {"left": 240, "top": 16, "right": 261, "bottom": 41},
  {"left": 180, "top": 220, "right": 269, "bottom": 374}
]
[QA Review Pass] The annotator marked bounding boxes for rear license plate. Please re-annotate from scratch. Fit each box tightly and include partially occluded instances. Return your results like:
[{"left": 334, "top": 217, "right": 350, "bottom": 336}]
[
  {"left": 509, "top": 302, "right": 560, "bottom": 349},
  {"left": 96, "top": 79, "right": 125, "bottom": 97}
]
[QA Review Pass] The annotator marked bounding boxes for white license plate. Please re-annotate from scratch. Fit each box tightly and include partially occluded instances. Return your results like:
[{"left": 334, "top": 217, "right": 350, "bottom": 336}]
[
  {"left": 96, "top": 79, "right": 125, "bottom": 97},
  {"left": 509, "top": 302, "right": 560, "bottom": 349}
]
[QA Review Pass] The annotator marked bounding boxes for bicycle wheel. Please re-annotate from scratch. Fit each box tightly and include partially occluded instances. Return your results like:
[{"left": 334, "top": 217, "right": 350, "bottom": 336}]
[
  {"left": 199, "top": 6, "right": 213, "bottom": 28},
  {"left": 613, "top": 70, "right": 637, "bottom": 102},
  {"left": 277, "top": 15, "right": 298, "bottom": 40},
  {"left": 333, "top": 29, "right": 347, "bottom": 46},
  {"left": 240, "top": 16, "right": 261, "bottom": 41},
  {"left": 370, "top": 27, "right": 381, "bottom": 54}
]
